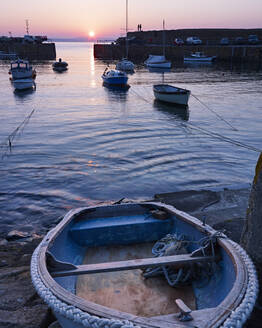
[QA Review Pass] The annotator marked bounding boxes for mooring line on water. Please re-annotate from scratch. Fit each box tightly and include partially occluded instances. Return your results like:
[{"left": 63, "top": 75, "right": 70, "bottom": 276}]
[
  {"left": 130, "top": 87, "right": 152, "bottom": 104},
  {"left": 129, "top": 87, "right": 261, "bottom": 153},
  {"left": 183, "top": 121, "right": 262, "bottom": 153},
  {"left": 191, "top": 93, "right": 238, "bottom": 131},
  {"left": 1, "top": 108, "right": 36, "bottom": 159}
]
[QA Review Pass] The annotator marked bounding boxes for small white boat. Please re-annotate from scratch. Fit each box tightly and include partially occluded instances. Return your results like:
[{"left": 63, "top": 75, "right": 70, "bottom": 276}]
[
  {"left": 102, "top": 68, "right": 128, "bottom": 86},
  {"left": 153, "top": 84, "right": 191, "bottom": 106},
  {"left": 116, "top": 58, "right": 134, "bottom": 72},
  {"left": 52, "top": 58, "right": 68, "bottom": 72},
  {"left": 12, "top": 78, "right": 35, "bottom": 91},
  {"left": 184, "top": 52, "right": 216, "bottom": 62},
  {"left": 145, "top": 21, "right": 171, "bottom": 69},
  {"left": 116, "top": 1, "right": 135, "bottom": 72},
  {"left": 9, "top": 59, "right": 36, "bottom": 80},
  {"left": 145, "top": 55, "right": 171, "bottom": 68}
]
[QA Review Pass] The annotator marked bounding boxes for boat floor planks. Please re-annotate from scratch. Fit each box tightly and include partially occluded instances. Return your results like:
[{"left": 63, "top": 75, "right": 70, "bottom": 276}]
[{"left": 76, "top": 243, "right": 196, "bottom": 317}]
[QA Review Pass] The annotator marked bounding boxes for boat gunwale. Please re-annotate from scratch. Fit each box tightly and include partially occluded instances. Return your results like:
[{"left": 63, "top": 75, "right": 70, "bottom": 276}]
[
  {"left": 37, "top": 202, "right": 248, "bottom": 328},
  {"left": 153, "top": 84, "right": 190, "bottom": 95}
]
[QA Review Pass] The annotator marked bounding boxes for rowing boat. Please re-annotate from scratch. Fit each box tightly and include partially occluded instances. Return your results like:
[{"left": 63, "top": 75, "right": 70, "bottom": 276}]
[{"left": 31, "top": 202, "right": 258, "bottom": 328}]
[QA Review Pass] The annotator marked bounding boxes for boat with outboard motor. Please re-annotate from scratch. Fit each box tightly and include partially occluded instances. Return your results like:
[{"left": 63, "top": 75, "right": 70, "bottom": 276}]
[
  {"left": 31, "top": 201, "right": 258, "bottom": 328},
  {"left": 101, "top": 67, "right": 128, "bottom": 86},
  {"left": 153, "top": 84, "right": 191, "bottom": 106}
]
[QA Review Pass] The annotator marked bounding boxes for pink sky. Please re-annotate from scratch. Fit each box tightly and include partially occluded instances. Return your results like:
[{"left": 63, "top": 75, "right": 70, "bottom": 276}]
[{"left": 0, "top": 0, "right": 261, "bottom": 39}]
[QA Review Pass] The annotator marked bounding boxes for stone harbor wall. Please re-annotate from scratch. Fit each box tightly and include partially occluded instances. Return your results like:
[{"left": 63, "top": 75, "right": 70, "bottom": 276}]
[
  {"left": 0, "top": 42, "right": 56, "bottom": 60},
  {"left": 94, "top": 43, "right": 262, "bottom": 64},
  {"left": 241, "top": 153, "right": 262, "bottom": 263}
]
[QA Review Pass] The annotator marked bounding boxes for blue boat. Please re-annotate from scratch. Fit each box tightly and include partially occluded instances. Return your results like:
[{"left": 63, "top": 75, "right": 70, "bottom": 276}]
[
  {"left": 101, "top": 68, "right": 128, "bottom": 86},
  {"left": 31, "top": 202, "right": 258, "bottom": 328}
]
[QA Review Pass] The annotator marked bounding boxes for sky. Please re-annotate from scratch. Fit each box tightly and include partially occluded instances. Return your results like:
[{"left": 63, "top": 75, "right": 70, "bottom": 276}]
[{"left": 0, "top": 0, "right": 262, "bottom": 40}]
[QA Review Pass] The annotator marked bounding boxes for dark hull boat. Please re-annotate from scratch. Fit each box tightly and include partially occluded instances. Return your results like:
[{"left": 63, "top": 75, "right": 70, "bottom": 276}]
[
  {"left": 31, "top": 202, "right": 258, "bottom": 328},
  {"left": 52, "top": 58, "right": 68, "bottom": 72}
]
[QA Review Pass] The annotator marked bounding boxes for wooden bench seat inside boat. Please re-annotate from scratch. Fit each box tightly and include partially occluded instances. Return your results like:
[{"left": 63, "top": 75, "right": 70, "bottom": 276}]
[
  {"left": 76, "top": 243, "right": 196, "bottom": 317},
  {"left": 69, "top": 213, "right": 174, "bottom": 246}
]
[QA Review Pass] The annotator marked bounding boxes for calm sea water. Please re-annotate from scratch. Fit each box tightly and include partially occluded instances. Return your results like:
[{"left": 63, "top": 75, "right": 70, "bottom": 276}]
[{"left": 0, "top": 42, "right": 262, "bottom": 235}]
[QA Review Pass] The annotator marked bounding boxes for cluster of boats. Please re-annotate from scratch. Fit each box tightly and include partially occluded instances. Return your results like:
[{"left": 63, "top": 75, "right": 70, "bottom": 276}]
[
  {"left": 102, "top": 54, "right": 192, "bottom": 107},
  {"left": 8, "top": 57, "right": 68, "bottom": 91}
]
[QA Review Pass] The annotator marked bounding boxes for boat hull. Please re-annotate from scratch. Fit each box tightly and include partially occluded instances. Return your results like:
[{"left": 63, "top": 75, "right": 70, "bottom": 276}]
[
  {"left": 12, "top": 78, "right": 35, "bottom": 90},
  {"left": 116, "top": 59, "right": 135, "bottom": 72},
  {"left": 31, "top": 202, "right": 257, "bottom": 328},
  {"left": 153, "top": 84, "right": 190, "bottom": 106},
  {"left": 184, "top": 56, "right": 216, "bottom": 62},
  {"left": 102, "top": 76, "right": 128, "bottom": 85},
  {"left": 146, "top": 61, "right": 171, "bottom": 68}
]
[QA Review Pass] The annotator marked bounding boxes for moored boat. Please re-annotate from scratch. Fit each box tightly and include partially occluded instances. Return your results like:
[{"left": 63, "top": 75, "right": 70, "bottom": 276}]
[
  {"left": 115, "top": 0, "right": 135, "bottom": 73},
  {"left": 153, "top": 84, "right": 191, "bottom": 106},
  {"left": 31, "top": 202, "right": 258, "bottom": 328},
  {"left": 184, "top": 52, "right": 216, "bottom": 62},
  {"left": 52, "top": 58, "right": 68, "bottom": 72},
  {"left": 9, "top": 59, "right": 36, "bottom": 80},
  {"left": 101, "top": 68, "right": 128, "bottom": 86},
  {"left": 116, "top": 58, "right": 135, "bottom": 72},
  {"left": 145, "top": 54, "right": 171, "bottom": 69}
]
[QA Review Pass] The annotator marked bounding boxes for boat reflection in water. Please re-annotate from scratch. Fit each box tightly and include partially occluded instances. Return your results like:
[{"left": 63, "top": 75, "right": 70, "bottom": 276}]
[
  {"left": 148, "top": 67, "right": 171, "bottom": 73},
  {"left": 102, "top": 82, "right": 130, "bottom": 102},
  {"left": 153, "top": 99, "right": 189, "bottom": 121},
  {"left": 13, "top": 87, "right": 36, "bottom": 98}
]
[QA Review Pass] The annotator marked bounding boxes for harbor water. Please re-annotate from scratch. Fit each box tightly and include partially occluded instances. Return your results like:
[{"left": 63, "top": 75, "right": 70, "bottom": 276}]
[{"left": 0, "top": 42, "right": 261, "bottom": 235}]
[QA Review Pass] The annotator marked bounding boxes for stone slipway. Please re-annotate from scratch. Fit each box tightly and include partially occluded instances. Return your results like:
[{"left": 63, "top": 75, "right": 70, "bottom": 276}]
[{"left": 154, "top": 187, "right": 250, "bottom": 242}]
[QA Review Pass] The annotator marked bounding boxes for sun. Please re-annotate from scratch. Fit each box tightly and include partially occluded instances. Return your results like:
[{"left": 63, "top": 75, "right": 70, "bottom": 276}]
[{"left": 89, "top": 31, "right": 95, "bottom": 38}]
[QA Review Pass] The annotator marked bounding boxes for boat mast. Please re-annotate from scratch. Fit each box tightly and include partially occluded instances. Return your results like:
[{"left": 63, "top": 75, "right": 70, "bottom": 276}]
[
  {"left": 125, "top": 0, "right": 129, "bottom": 59},
  {"left": 162, "top": 19, "right": 165, "bottom": 57}
]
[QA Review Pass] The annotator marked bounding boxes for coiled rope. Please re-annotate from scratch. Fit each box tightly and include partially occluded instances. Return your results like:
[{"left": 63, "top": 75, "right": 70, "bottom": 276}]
[{"left": 142, "top": 232, "right": 221, "bottom": 287}]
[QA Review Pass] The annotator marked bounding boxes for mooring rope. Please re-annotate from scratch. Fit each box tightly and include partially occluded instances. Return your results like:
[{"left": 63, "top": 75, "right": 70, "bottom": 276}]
[
  {"left": 183, "top": 121, "right": 262, "bottom": 153},
  {"left": 129, "top": 87, "right": 261, "bottom": 153},
  {"left": 0, "top": 108, "right": 35, "bottom": 159},
  {"left": 191, "top": 93, "right": 238, "bottom": 131}
]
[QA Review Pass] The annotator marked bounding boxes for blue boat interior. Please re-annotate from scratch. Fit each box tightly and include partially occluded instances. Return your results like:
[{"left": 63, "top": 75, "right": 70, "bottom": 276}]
[{"left": 48, "top": 203, "right": 236, "bottom": 315}]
